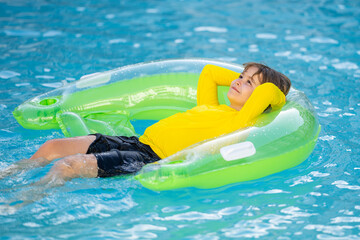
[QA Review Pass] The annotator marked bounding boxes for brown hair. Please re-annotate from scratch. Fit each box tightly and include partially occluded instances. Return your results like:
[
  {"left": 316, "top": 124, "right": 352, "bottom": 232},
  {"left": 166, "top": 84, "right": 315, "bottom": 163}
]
[{"left": 243, "top": 62, "right": 291, "bottom": 96}]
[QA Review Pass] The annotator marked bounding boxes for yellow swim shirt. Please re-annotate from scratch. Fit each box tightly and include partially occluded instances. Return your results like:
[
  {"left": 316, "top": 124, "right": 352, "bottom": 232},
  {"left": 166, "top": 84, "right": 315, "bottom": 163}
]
[{"left": 139, "top": 64, "right": 286, "bottom": 159}]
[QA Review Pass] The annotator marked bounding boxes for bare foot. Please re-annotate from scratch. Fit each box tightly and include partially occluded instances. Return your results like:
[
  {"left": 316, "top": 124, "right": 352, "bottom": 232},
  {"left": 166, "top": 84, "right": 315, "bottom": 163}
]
[{"left": 0, "top": 157, "right": 50, "bottom": 179}]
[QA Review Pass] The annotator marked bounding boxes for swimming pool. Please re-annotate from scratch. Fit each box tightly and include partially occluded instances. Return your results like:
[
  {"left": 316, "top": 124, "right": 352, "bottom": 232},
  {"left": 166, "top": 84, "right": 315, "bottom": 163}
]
[{"left": 0, "top": 0, "right": 359, "bottom": 238}]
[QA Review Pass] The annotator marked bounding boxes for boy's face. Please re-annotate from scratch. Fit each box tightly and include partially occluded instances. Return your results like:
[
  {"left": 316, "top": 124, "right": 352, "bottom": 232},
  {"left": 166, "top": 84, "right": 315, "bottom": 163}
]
[{"left": 227, "top": 66, "right": 261, "bottom": 110}]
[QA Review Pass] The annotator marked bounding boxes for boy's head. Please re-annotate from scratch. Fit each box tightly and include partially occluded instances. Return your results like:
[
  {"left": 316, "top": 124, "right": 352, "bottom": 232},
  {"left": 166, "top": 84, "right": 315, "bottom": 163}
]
[{"left": 227, "top": 62, "right": 291, "bottom": 111}]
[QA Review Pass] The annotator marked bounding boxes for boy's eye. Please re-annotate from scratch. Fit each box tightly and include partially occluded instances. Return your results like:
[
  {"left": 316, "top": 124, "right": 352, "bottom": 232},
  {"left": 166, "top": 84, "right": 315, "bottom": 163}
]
[
  {"left": 239, "top": 75, "right": 243, "bottom": 79},
  {"left": 247, "top": 80, "right": 252, "bottom": 85}
]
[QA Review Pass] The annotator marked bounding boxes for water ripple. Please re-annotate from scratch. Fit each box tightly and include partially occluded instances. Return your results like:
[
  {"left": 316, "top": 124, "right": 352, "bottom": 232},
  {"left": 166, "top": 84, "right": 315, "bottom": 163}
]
[
  {"left": 43, "top": 30, "right": 63, "bottom": 37},
  {"left": 4, "top": 29, "right": 40, "bottom": 37},
  {"left": 163, "top": 211, "right": 222, "bottom": 221},
  {"left": 304, "top": 224, "right": 356, "bottom": 237},
  {"left": 332, "top": 62, "right": 358, "bottom": 70},
  {"left": 256, "top": 33, "right": 277, "bottom": 39},
  {"left": 108, "top": 38, "right": 127, "bottom": 44},
  {"left": 157, "top": 205, "right": 243, "bottom": 222},
  {"left": 239, "top": 189, "right": 290, "bottom": 197},
  {"left": 274, "top": 51, "right": 323, "bottom": 62},
  {"left": 331, "top": 217, "right": 360, "bottom": 224},
  {"left": 310, "top": 37, "right": 339, "bottom": 44},
  {"left": 194, "top": 26, "right": 228, "bottom": 33},
  {"left": 161, "top": 205, "right": 190, "bottom": 213},
  {"left": 107, "top": 224, "right": 167, "bottom": 239},
  {"left": 222, "top": 206, "right": 316, "bottom": 238},
  {"left": 286, "top": 170, "right": 330, "bottom": 188},
  {"left": 1, "top": 0, "right": 360, "bottom": 238},
  {"left": 285, "top": 35, "right": 306, "bottom": 41},
  {"left": 209, "top": 38, "right": 227, "bottom": 43},
  {"left": 332, "top": 180, "right": 360, "bottom": 190},
  {"left": 0, "top": 70, "right": 20, "bottom": 79},
  {"left": 319, "top": 135, "right": 336, "bottom": 141}
]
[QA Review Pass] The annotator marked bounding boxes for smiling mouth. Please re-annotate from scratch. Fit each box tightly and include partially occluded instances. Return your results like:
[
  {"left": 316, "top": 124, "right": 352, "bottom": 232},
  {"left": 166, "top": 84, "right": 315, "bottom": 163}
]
[{"left": 231, "top": 86, "right": 240, "bottom": 93}]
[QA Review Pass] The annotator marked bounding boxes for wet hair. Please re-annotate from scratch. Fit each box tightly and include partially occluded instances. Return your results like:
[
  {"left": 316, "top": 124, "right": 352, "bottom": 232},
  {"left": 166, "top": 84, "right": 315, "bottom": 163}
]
[{"left": 243, "top": 62, "right": 291, "bottom": 96}]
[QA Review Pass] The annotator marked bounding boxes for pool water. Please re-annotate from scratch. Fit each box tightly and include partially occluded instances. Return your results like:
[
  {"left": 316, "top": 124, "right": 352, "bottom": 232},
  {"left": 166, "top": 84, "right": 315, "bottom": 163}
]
[{"left": 1, "top": 0, "right": 359, "bottom": 239}]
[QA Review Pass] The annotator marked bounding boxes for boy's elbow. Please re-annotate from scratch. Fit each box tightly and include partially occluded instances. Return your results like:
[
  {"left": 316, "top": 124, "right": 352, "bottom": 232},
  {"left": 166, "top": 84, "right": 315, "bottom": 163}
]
[{"left": 201, "top": 64, "right": 215, "bottom": 74}]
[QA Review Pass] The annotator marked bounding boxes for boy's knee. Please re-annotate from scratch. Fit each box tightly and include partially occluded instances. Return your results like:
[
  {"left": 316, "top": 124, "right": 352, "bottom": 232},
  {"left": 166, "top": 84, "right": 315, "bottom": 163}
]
[
  {"left": 52, "top": 154, "right": 98, "bottom": 179},
  {"left": 41, "top": 139, "right": 61, "bottom": 153},
  {"left": 41, "top": 139, "right": 66, "bottom": 160},
  {"left": 52, "top": 157, "right": 76, "bottom": 179}
]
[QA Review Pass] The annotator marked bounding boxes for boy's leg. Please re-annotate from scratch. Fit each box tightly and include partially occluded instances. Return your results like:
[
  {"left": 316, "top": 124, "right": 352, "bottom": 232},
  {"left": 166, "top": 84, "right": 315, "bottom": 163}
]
[
  {"left": 0, "top": 135, "right": 96, "bottom": 179},
  {"left": 6, "top": 154, "right": 99, "bottom": 209},
  {"left": 30, "top": 135, "right": 96, "bottom": 161},
  {"left": 35, "top": 153, "right": 98, "bottom": 187}
]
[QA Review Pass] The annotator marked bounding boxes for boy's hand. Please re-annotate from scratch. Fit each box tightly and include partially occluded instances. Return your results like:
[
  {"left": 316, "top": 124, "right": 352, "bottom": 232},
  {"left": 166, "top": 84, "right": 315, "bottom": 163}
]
[
  {"left": 234, "top": 82, "right": 286, "bottom": 128},
  {"left": 254, "top": 82, "right": 286, "bottom": 110}
]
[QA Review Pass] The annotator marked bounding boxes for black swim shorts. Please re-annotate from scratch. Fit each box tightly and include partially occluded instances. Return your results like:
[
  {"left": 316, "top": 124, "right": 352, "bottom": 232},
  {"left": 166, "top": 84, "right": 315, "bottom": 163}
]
[{"left": 86, "top": 133, "right": 161, "bottom": 178}]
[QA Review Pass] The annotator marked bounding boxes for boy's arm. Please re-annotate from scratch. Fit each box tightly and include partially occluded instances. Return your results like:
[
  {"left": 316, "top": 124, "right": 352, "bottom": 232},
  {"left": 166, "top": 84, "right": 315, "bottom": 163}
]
[
  {"left": 197, "top": 64, "right": 240, "bottom": 106},
  {"left": 234, "top": 82, "right": 286, "bottom": 128}
]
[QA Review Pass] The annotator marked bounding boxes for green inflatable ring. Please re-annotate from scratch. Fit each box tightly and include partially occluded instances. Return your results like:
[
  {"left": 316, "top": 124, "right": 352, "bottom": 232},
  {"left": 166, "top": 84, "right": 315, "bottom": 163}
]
[{"left": 13, "top": 59, "right": 320, "bottom": 191}]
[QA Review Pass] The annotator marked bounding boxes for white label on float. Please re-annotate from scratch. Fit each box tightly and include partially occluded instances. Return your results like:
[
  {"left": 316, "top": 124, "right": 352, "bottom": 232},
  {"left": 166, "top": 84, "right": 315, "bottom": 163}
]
[{"left": 220, "top": 141, "right": 256, "bottom": 161}]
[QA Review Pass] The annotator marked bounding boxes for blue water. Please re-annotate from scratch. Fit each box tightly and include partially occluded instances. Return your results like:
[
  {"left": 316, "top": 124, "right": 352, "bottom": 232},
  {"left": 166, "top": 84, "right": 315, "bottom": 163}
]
[{"left": 1, "top": 0, "right": 360, "bottom": 239}]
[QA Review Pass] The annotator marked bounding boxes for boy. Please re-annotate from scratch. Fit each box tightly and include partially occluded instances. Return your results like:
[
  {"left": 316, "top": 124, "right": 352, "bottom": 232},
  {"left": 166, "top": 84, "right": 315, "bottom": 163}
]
[{"left": 2, "top": 63, "right": 291, "bottom": 185}]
